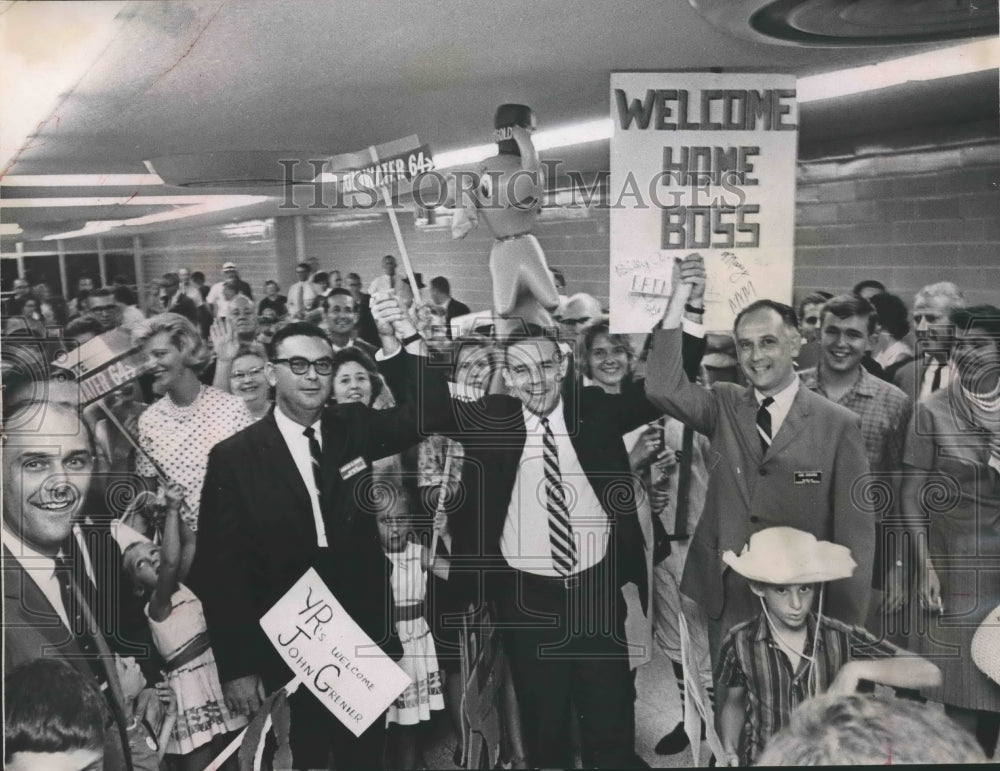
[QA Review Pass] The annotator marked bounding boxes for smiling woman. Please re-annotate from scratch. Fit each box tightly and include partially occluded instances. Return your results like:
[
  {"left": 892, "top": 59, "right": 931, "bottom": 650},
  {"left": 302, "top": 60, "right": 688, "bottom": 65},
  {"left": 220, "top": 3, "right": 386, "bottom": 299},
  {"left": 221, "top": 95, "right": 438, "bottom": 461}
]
[{"left": 131, "top": 313, "right": 254, "bottom": 578}]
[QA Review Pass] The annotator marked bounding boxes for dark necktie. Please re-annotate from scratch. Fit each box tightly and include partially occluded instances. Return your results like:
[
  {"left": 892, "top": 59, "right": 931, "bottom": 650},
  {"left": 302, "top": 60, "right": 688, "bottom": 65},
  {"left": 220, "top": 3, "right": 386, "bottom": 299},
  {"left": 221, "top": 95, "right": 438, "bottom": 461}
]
[
  {"left": 54, "top": 552, "right": 107, "bottom": 689},
  {"left": 674, "top": 425, "right": 695, "bottom": 540},
  {"left": 541, "top": 417, "right": 577, "bottom": 576},
  {"left": 756, "top": 396, "right": 775, "bottom": 454},
  {"left": 303, "top": 426, "right": 323, "bottom": 498},
  {"left": 930, "top": 359, "right": 944, "bottom": 393}
]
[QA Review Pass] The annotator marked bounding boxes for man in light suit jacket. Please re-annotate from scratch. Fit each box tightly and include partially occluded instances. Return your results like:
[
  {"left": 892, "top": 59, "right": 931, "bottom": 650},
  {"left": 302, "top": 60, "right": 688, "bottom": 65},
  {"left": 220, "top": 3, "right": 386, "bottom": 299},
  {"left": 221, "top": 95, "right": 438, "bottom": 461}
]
[
  {"left": 189, "top": 310, "right": 451, "bottom": 770},
  {"left": 646, "top": 255, "right": 873, "bottom": 666}
]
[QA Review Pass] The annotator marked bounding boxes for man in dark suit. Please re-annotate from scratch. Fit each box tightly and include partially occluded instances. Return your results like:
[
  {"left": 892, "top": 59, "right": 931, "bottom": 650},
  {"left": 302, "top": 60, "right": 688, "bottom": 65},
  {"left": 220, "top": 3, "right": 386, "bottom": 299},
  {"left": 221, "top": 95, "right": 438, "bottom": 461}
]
[
  {"left": 189, "top": 308, "right": 450, "bottom": 770},
  {"left": 433, "top": 324, "right": 703, "bottom": 768},
  {"left": 321, "top": 287, "right": 378, "bottom": 358},
  {"left": 646, "top": 255, "right": 874, "bottom": 666},
  {"left": 429, "top": 276, "right": 471, "bottom": 338},
  {"left": 3, "top": 395, "right": 162, "bottom": 771}
]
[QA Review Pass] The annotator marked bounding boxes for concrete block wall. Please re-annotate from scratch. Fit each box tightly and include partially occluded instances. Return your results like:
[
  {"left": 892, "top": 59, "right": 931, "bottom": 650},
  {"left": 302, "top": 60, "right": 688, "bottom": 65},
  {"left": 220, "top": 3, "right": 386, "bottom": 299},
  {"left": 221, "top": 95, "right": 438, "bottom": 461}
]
[
  {"left": 300, "top": 207, "right": 611, "bottom": 312},
  {"left": 794, "top": 140, "right": 1000, "bottom": 307}
]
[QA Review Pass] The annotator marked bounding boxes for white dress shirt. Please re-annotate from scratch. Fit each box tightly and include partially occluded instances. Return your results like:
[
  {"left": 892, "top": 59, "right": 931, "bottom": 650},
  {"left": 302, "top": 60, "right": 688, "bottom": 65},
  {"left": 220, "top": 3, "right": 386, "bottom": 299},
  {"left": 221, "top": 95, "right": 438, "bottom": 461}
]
[
  {"left": 755, "top": 374, "right": 800, "bottom": 441},
  {"left": 500, "top": 401, "right": 610, "bottom": 576},
  {"left": 2, "top": 525, "right": 71, "bottom": 630},
  {"left": 287, "top": 280, "right": 318, "bottom": 317},
  {"left": 273, "top": 406, "right": 328, "bottom": 547}
]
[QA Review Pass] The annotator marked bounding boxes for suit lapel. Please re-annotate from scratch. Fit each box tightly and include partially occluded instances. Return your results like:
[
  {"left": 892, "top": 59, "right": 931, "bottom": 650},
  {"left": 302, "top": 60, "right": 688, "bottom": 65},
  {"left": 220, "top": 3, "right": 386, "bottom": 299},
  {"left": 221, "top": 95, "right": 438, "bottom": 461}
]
[
  {"left": 258, "top": 413, "right": 313, "bottom": 518},
  {"left": 767, "top": 386, "right": 812, "bottom": 459}
]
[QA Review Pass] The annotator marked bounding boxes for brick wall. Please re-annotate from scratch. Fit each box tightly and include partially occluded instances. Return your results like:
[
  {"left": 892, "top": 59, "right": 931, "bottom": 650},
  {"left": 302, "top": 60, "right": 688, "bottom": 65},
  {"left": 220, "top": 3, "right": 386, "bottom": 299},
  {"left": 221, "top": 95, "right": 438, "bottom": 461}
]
[{"left": 794, "top": 139, "right": 999, "bottom": 308}]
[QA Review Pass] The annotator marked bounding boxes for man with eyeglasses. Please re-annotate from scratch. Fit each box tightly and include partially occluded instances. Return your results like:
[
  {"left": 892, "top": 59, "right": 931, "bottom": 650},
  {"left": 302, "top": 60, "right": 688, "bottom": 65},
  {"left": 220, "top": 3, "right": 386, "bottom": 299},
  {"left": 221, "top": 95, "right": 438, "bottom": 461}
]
[
  {"left": 189, "top": 298, "right": 452, "bottom": 770},
  {"left": 556, "top": 292, "right": 603, "bottom": 344},
  {"left": 893, "top": 281, "right": 967, "bottom": 402},
  {"left": 84, "top": 288, "right": 125, "bottom": 332}
]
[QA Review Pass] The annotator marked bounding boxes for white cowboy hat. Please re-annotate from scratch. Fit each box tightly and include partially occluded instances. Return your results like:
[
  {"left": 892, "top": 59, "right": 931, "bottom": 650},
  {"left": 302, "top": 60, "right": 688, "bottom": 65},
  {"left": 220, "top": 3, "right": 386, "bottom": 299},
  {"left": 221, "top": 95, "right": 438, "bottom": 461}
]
[{"left": 722, "top": 527, "right": 857, "bottom": 585}]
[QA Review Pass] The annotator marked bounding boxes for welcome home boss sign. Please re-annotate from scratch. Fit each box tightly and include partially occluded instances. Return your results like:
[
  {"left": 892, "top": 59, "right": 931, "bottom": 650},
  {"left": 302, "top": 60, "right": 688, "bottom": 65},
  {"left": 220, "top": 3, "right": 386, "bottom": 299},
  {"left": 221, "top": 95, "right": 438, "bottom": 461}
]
[{"left": 609, "top": 73, "right": 798, "bottom": 333}]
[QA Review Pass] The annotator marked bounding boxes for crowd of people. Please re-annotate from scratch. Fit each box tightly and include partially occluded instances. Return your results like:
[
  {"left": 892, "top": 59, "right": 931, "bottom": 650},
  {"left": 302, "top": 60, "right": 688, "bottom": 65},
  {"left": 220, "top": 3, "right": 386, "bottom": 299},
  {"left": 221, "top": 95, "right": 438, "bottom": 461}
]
[{"left": 3, "top": 251, "right": 998, "bottom": 769}]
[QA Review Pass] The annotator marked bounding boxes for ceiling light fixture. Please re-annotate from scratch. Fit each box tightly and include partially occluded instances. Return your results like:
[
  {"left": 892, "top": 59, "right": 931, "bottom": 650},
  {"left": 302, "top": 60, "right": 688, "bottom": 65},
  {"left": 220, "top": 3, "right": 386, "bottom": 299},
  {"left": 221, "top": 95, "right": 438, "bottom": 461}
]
[
  {"left": 41, "top": 195, "right": 269, "bottom": 240},
  {"left": 2, "top": 174, "right": 165, "bottom": 187},
  {"left": 798, "top": 38, "right": 999, "bottom": 102}
]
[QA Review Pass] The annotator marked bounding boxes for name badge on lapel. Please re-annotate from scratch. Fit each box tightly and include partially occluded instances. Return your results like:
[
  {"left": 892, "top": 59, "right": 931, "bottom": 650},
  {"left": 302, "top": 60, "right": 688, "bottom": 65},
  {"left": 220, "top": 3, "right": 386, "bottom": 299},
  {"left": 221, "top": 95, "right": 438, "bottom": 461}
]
[
  {"left": 339, "top": 457, "right": 367, "bottom": 480},
  {"left": 794, "top": 471, "right": 822, "bottom": 485}
]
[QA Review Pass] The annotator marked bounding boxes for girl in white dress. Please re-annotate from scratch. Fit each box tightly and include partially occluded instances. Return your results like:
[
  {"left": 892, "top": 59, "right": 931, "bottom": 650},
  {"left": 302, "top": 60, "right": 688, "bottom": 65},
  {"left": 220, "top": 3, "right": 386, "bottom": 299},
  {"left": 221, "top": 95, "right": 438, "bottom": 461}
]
[
  {"left": 123, "top": 483, "right": 246, "bottom": 771},
  {"left": 377, "top": 480, "right": 450, "bottom": 770}
]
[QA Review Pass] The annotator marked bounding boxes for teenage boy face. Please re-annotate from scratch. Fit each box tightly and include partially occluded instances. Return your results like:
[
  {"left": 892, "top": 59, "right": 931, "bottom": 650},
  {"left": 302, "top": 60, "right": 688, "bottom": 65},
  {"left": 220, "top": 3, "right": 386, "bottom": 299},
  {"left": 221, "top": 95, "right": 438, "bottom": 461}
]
[{"left": 754, "top": 583, "right": 815, "bottom": 630}]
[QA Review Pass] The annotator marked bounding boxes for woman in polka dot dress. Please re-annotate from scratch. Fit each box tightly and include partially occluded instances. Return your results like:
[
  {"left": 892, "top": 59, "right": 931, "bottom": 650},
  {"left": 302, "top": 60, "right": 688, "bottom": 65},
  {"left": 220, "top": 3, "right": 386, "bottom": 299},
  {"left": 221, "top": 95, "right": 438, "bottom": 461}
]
[{"left": 132, "top": 313, "right": 254, "bottom": 578}]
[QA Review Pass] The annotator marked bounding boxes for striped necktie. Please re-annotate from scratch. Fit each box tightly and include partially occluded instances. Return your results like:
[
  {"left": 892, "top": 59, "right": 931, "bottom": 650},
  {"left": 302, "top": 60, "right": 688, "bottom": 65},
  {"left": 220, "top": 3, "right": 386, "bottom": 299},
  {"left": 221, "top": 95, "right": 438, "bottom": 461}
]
[
  {"left": 541, "top": 417, "right": 577, "bottom": 576},
  {"left": 756, "top": 396, "right": 775, "bottom": 454}
]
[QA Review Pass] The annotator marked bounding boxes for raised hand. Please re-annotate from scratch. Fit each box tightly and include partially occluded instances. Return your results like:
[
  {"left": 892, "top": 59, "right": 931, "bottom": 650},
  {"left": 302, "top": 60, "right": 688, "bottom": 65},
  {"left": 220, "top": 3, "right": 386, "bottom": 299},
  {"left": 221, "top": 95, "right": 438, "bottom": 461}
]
[
  {"left": 210, "top": 317, "right": 239, "bottom": 363},
  {"left": 371, "top": 291, "right": 418, "bottom": 340},
  {"left": 678, "top": 253, "right": 707, "bottom": 304}
]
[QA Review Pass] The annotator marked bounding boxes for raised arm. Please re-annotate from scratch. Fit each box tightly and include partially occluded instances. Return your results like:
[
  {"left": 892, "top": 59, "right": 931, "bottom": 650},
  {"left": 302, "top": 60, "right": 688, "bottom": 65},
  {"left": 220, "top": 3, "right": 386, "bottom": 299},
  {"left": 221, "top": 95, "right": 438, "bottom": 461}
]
[
  {"left": 646, "top": 254, "right": 719, "bottom": 436},
  {"left": 147, "top": 484, "right": 185, "bottom": 622},
  {"left": 364, "top": 293, "right": 455, "bottom": 458}
]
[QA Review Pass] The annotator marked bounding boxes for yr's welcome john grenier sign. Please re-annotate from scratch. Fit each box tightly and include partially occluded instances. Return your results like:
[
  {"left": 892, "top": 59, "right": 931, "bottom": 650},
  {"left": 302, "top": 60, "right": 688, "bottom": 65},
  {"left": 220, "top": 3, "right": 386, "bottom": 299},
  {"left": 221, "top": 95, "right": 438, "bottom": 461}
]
[
  {"left": 609, "top": 73, "right": 798, "bottom": 333},
  {"left": 260, "top": 569, "right": 411, "bottom": 737}
]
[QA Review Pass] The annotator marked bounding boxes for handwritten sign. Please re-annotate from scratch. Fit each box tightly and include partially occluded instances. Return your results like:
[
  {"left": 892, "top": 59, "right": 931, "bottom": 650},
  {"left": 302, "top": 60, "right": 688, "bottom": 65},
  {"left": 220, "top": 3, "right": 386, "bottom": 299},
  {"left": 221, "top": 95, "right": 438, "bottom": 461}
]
[
  {"left": 259, "top": 568, "right": 411, "bottom": 737},
  {"left": 609, "top": 73, "right": 798, "bottom": 332}
]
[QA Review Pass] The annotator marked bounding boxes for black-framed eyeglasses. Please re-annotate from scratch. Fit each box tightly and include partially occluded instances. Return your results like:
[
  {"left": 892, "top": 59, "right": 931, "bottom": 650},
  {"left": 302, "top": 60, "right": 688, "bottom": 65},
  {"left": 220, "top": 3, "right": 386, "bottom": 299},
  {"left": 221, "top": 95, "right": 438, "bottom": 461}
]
[{"left": 272, "top": 357, "right": 334, "bottom": 376}]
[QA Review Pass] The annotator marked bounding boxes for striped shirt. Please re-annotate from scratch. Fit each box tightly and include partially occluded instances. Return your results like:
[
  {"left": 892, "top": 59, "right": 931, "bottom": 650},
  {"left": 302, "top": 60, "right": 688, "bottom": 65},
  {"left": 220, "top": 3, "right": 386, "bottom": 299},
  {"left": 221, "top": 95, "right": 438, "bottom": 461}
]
[{"left": 716, "top": 612, "right": 897, "bottom": 765}]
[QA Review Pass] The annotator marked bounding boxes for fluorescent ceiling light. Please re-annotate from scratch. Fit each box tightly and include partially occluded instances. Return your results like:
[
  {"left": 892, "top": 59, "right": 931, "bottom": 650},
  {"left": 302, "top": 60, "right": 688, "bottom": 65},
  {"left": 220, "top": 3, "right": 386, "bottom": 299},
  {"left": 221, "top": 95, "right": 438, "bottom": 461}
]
[
  {"left": 4, "top": 196, "right": 234, "bottom": 208},
  {"left": 2, "top": 174, "right": 164, "bottom": 187},
  {"left": 0, "top": 2, "right": 128, "bottom": 175},
  {"left": 798, "top": 39, "right": 999, "bottom": 103},
  {"left": 42, "top": 195, "right": 269, "bottom": 240},
  {"left": 430, "top": 42, "right": 996, "bottom": 168},
  {"left": 433, "top": 119, "right": 615, "bottom": 170}
]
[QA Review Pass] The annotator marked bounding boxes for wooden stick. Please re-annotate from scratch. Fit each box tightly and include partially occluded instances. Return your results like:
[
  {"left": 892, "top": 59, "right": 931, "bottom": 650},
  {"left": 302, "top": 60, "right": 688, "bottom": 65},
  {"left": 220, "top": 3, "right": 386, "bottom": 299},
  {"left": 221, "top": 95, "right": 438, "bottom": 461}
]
[
  {"left": 429, "top": 447, "right": 455, "bottom": 566},
  {"left": 205, "top": 677, "right": 301, "bottom": 771}
]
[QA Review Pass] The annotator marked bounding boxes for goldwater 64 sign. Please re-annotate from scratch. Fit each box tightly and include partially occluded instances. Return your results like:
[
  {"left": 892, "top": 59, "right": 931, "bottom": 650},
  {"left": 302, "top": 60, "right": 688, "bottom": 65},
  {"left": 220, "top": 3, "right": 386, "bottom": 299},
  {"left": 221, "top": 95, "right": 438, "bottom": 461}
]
[{"left": 609, "top": 73, "right": 798, "bottom": 332}]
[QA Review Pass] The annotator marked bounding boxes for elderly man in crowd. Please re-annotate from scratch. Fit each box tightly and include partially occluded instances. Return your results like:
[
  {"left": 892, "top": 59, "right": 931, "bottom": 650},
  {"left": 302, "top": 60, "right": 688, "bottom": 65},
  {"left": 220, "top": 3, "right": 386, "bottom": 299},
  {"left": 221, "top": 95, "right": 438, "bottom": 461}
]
[{"left": 893, "top": 281, "right": 966, "bottom": 401}]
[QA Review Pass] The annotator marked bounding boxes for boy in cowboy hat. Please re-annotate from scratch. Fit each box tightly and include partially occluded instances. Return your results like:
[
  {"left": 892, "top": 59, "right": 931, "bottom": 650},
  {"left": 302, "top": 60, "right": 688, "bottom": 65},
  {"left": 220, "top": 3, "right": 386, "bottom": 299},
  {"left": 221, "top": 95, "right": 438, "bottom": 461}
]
[{"left": 715, "top": 527, "right": 940, "bottom": 767}]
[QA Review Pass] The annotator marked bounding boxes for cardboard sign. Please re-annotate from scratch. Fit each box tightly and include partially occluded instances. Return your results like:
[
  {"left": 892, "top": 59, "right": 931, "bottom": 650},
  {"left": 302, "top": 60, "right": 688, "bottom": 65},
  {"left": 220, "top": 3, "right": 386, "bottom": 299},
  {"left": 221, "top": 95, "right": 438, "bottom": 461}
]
[
  {"left": 55, "top": 328, "right": 149, "bottom": 405},
  {"left": 341, "top": 144, "right": 435, "bottom": 192},
  {"left": 259, "top": 568, "right": 411, "bottom": 737},
  {"left": 609, "top": 73, "right": 798, "bottom": 332}
]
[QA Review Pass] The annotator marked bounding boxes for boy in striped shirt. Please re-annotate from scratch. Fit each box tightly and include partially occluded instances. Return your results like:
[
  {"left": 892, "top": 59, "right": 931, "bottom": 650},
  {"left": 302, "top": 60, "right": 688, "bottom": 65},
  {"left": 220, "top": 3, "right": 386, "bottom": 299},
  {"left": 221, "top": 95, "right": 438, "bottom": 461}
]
[{"left": 715, "top": 527, "right": 940, "bottom": 766}]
